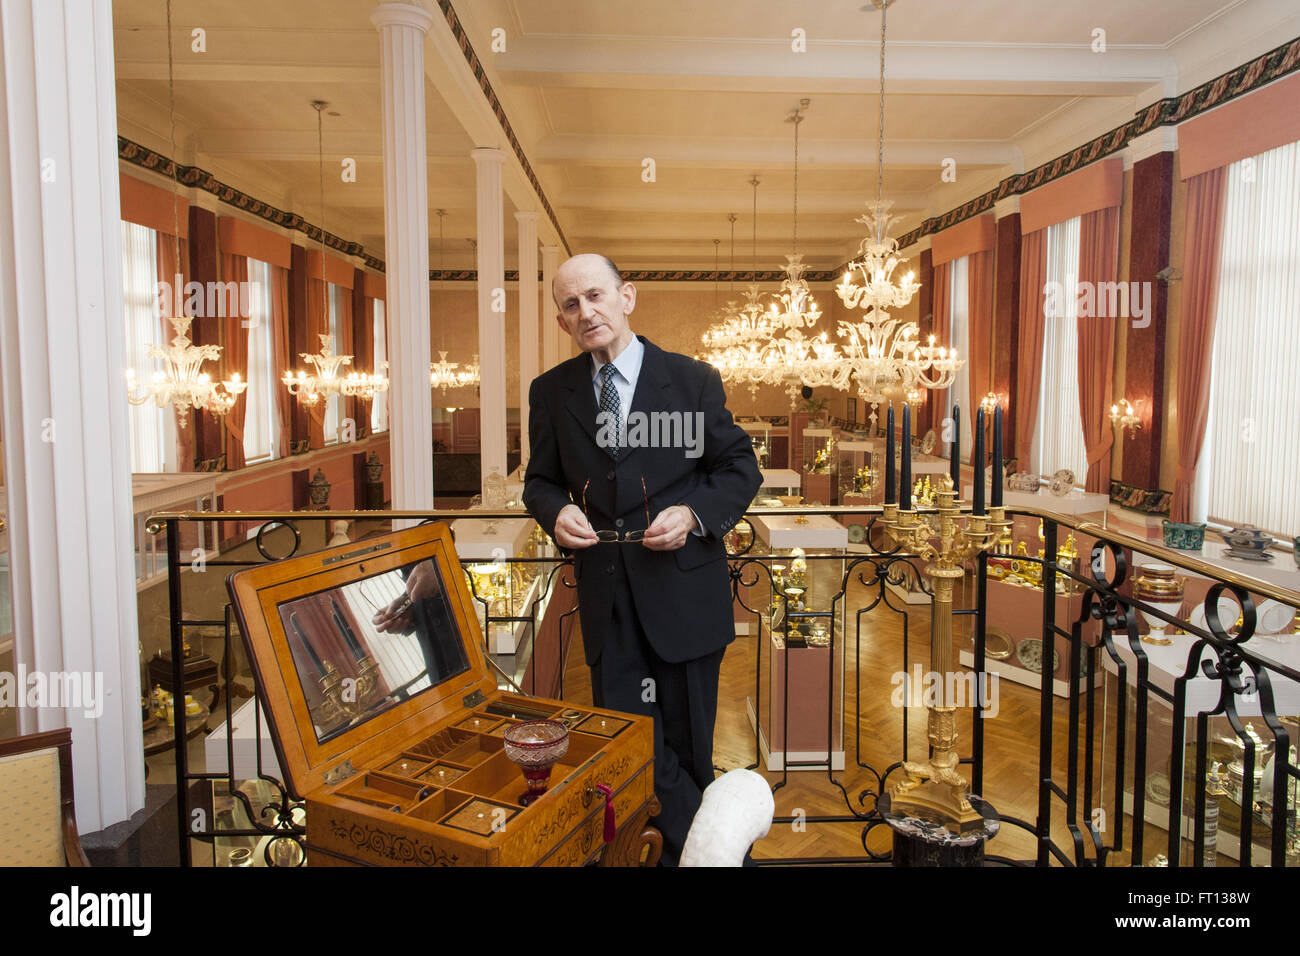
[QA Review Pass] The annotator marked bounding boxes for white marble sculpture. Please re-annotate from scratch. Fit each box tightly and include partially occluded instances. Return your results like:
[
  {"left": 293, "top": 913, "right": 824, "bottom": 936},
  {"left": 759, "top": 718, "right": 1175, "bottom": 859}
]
[{"left": 679, "top": 768, "right": 775, "bottom": 867}]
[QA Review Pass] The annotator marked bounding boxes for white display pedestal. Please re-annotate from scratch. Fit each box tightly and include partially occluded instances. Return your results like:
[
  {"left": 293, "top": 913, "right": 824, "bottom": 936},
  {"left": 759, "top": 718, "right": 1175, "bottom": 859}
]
[{"left": 205, "top": 697, "right": 282, "bottom": 781}]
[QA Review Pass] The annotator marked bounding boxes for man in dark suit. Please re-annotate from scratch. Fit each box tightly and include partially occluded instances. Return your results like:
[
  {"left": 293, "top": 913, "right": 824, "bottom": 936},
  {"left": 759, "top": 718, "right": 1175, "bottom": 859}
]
[{"left": 524, "top": 253, "right": 760, "bottom": 865}]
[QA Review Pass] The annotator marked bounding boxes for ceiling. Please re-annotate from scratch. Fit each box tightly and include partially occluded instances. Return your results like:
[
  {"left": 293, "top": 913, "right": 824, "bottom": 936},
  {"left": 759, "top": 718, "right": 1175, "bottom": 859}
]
[{"left": 111, "top": 0, "right": 1299, "bottom": 273}]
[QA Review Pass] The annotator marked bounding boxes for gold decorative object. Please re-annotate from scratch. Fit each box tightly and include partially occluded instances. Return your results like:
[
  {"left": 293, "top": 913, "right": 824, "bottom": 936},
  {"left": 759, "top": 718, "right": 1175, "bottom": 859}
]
[
  {"left": 1135, "top": 564, "right": 1184, "bottom": 644},
  {"left": 881, "top": 474, "right": 1009, "bottom": 831}
]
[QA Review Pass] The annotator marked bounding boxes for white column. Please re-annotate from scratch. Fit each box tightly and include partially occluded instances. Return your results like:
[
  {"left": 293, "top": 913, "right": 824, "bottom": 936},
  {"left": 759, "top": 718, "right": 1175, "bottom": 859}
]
[
  {"left": 541, "top": 244, "right": 561, "bottom": 371},
  {"left": 515, "top": 212, "right": 539, "bottom": 464},
  {"left": 0, "top": 0, "right": 144, "bottom": 830},
  {"left": 472, "top": 147, "right": 507, "bottom": 484},
  {"left": 372, "top": 2, "right": 434, "bottom": 517}
]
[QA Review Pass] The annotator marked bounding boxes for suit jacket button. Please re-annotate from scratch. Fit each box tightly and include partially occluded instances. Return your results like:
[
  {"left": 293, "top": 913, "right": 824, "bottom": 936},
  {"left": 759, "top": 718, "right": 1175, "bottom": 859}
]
[
  {"left": 605, "top": 564, "right": 615, "bottom": 574},
  {"left": 615, "top": 518, "right": 624, "bottom": 528},
  {"left": 606, "top": 470, "right": 615, "bottom": 480}
]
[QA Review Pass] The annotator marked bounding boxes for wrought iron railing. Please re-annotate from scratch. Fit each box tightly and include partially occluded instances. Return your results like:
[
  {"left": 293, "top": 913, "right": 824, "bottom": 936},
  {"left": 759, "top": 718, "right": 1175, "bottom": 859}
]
[{"left": 148, "top": 505, "right": 1299, "bottom": 867}]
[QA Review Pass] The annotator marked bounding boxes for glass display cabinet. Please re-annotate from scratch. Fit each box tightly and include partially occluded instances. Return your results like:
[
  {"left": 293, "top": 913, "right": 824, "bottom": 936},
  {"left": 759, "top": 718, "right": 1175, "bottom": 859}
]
[
  {"left": 801, "top": 427, "right": 837, "bottom": 505},
  {"left": 742, "top": 513, "right": 848, "bottom": 772},
  {"left": 836, "top": 439, "right": 879, "bottom": 505},
  {"left": 739, "top": 420, "right": 772, "bottom": 469}
]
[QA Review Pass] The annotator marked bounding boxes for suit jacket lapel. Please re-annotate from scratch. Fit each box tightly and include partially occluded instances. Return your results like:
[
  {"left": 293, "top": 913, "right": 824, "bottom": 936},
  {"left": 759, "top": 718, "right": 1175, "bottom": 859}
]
[
  {"left": 563, "top": 355, "right": 601, "bottom": 448},
  {"left": 620, "top": 337, "right": 672, "bottom": 468}
]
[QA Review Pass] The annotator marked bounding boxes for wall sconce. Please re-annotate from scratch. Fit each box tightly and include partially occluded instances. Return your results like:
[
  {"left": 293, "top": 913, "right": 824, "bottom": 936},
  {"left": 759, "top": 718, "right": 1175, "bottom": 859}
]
[
  {"left": 979, "top": 391, "right": 1001, "bottom": 416},
  {"left": 1109, "top": 398, "right": 1142, "bottom": 439}
]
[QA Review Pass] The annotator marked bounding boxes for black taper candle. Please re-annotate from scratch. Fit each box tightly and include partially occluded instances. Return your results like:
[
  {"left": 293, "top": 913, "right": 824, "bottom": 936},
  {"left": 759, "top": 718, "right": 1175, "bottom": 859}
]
[
  {"left": 290, "top": 612, "right": 327, "bottom": 678},
  {"left": 992, "top": 405, "right": 1004, "bottom": 507},
  {"left": 974, "top": 407, "right": 986, "bottom": 515},
  {"left": 901, "top": 405, "right": 912, "bottom": 508},
  {"left": 885, "top": 404, "right": 896, "bottom": 504},
  {"left": 331, "top": 597, "right": 365, "bottom": 661},
  {"left": 950, "top": 404, "right": 961, "bottom": 491}
]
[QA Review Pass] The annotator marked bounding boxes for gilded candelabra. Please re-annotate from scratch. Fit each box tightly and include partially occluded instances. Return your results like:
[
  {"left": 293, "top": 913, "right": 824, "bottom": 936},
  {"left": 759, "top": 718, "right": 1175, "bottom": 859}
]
[
  {"left": 316, "top": 655, "right": 381, "bottom": 729},
  {"left": 881, "top": 474, "right": 1011, "bottom": 831}
]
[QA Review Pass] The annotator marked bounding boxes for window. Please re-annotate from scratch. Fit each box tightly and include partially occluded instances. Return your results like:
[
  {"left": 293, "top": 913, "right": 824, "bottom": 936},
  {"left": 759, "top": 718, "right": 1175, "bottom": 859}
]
[
  {"left": 323, "top": 283, "right": 343, "bottom": 443},
  {"left": 1031, "top": 215, "right": 1088, "bottom": 481},
  {"left": 122, "top": 221, "right": 171, "bottom": 473},
  {"left": 945, "top": 255, "right": 973, "bottom": 457},
  {"left": 371, "top": 298, "right": 388, "bottom": 434},
  {"left": 242, "top": 258, "right": 278, "bottom": 463},
  {"left": 1197, "top": 139, "right": 1300, "bottom": 534}
]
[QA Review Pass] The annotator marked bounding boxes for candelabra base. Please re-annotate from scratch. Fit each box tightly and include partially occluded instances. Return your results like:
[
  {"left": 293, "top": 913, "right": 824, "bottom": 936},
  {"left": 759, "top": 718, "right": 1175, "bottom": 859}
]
[
  {"left": 879, "top": 792, "right": 999, "bottom": 867},
  {"left": 888, "top": 776, "right": 986, "bottom": 834}
]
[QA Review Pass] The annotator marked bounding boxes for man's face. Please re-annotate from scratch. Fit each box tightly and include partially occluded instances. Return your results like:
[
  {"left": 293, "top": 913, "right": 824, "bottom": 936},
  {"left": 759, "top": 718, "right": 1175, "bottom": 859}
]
[{"left": 552, "top": 254, "right": 636, "bottom": 358}]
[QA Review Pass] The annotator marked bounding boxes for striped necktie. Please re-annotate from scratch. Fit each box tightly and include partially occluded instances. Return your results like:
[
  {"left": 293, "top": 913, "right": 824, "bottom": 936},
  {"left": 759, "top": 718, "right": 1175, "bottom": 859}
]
[{"left": 599, "top": 363, "right": 621, "bottom": 459}]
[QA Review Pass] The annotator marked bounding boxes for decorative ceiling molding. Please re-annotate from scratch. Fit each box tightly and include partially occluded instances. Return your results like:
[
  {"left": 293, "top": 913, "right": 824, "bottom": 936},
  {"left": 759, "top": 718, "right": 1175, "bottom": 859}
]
[
  {"left": 895, "top": 33, "right": 1300, "bottom": 250},
  {"left": 435, "top": 0, "right": 571, "bottom": 255},
  {"left": 117, "top": 135, "right": 387, "bottom": 272}
]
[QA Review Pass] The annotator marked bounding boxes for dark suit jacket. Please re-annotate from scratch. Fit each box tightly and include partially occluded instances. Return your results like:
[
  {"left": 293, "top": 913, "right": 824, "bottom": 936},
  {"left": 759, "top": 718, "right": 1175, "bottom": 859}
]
[{"left": 523, "top": 337, "right": 761, "bottom": 666}]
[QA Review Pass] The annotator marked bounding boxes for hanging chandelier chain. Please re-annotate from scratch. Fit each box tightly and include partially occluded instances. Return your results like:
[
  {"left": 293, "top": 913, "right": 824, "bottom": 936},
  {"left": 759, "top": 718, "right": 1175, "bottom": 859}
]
[
  {"left": 877, "top": 0, "right": 886, "bottom": 208},
  {"left": 728, "top": 212, "right": 736, "bottom": 292},
  {"left": 164, "top": 0, "right": 181, "bottom": 279},
  {"left": 793, "top": 111, "right": 800, "bottom": 257},
  {"left": 750, "top": 176, "right": 759, "bottom": 275}
]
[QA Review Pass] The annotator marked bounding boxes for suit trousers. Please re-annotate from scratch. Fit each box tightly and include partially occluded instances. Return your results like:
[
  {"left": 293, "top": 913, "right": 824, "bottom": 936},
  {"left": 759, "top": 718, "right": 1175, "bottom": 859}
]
[{"left": 587, "top": 558, "right": 724, "bottom": 868}]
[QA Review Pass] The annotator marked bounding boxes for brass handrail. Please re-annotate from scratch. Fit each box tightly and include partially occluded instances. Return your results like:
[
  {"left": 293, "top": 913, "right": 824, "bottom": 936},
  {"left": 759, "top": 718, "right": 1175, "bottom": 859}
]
[{"left": 144, "top": 505, "right": 1300, "bottom": 607}]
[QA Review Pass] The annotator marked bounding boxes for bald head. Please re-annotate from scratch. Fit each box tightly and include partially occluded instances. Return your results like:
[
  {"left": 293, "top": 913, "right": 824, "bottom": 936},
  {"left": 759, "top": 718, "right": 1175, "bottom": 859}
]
[{"left": 552, "top": 253, "right": 623, "bottom": 307}]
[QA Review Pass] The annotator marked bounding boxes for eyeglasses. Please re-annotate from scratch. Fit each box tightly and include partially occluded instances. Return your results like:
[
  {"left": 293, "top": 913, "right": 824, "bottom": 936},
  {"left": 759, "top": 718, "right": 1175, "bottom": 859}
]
[{"left": 582, "top": 476, "right": 650, "bottom": 543}]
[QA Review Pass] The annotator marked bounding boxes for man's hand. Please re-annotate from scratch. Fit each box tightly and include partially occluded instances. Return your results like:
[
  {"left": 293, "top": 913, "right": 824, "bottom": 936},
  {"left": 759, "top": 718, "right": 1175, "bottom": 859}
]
[
  {"left": 373, "top": 560, "right": 439, "bottom": 633},
  {"left": 641, "top": 504, "right": 696, "bottom": 551},
  {"left": 553, "top": 503, "right": 600, "bottom": 549}
]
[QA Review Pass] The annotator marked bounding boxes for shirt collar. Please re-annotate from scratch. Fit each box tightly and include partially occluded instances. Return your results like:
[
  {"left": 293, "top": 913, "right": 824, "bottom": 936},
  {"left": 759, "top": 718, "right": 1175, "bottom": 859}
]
[{"left": 591, "top": 335, "right": 644, "bottom": 385}]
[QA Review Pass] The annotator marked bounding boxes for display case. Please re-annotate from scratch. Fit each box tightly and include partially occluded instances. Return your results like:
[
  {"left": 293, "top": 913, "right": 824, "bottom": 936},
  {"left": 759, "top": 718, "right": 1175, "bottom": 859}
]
[
  {"left": 835, "top": 439, "right": 879, "bottom": 505},
  {"left": 451, "top": 516, "right": 555, "bottom": 664},
  {"left": 801, "top": 427, "right": 837, "bottom": 505},
  {"left": 226, "top": 523, "right": 658, "bottom": 867},
  {"left": 744, "top": 514, "right": 848, "bottom": 771},
  {"left": 739, "top": 420, "right": 772, "bottom": 469}
]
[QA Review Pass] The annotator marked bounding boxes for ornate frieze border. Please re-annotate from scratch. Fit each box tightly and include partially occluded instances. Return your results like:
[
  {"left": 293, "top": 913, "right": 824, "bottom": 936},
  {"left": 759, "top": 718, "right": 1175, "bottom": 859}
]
[
  {"left": 435, "top": 0, "right": 571, "bottom": 255},
  {"left": 895, "top": 35, "right": 1300, "bottom": 249}
]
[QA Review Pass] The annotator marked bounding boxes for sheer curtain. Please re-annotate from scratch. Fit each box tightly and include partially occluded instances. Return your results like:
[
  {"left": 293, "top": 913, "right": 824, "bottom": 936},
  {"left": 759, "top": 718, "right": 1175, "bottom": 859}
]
[
  {"left": 323, "top": 283, "right": 343, "bottom": 443},
  {"left": 371, "top": 298, "right": 389, "bottom": 433},
  {"left": 1031, "top": 215, "right": 1088, "bottom": 481},
  {"left": 242, "top": 258, "right": 279, "bottom": 463},
  {"left": 1198, "top": 139, "right": 1300, "bottom": 533},
  {"left": 122, "top": 221, "right": 166, "bottom": 473},
  {"left": 947, "top": 255, "right": 973, "bottom": 457}
]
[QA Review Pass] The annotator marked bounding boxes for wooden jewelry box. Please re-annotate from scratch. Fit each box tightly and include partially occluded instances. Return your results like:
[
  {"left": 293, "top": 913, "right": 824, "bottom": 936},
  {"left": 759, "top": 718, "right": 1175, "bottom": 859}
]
[{"left": 226, "top": 522, "right": 658, "bottom": 866}]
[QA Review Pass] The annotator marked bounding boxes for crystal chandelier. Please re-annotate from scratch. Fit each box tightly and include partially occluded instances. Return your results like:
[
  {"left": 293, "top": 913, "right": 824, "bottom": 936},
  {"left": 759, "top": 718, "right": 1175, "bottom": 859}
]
[
  {"left": 835, "top": 0, "right": 962, "bottom": 424},
  {"left": 124, "top": 0, "right": 245, "bottom": 429},
  {"left": 126, "top": 316, "right": 247, "bottom": 428},
  {"left": 430, "top": 210, "right": 479, "bottom": 391},
  {"left": 283, "top": 333, "right": 388, "bottom": 407},
  {"left": 285, "top": 100, "right": 388, "bottom": 409}
]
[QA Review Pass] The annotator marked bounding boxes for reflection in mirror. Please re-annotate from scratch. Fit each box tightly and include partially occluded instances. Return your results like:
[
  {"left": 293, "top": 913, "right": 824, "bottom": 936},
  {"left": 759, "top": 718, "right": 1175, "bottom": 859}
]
[{"left": 276, "top": 558, "right": 469, "bottom": 743}]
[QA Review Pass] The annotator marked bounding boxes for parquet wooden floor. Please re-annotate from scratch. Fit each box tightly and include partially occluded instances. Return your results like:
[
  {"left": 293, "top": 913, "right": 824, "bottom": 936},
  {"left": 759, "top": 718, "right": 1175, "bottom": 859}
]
[{"left": 558, "top": 569, "right": 1202, "bottom": 866}]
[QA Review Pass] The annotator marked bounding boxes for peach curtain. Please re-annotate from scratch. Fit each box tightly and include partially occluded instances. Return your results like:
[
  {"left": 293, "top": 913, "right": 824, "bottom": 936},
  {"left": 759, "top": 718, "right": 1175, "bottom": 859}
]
[
  {"left": 1172, "top": 167, "right": 1228, "bottom": 521},
  {"left": 1075, "top": 206, "right": 1121, "bottom": 493},
  {"left": 924, "top": 262, "right": 950, "bottom": 434},
  {"left": 155, "top": 233, "right": 193, "bottom": 470},
  {"left": 1014, "top": 228, "right": 1048, "bottom": 467},
  {"left": 306, "top": 277, "right": 327, "bottom": 448},
  {"left": 269, "top": 265, "right": 292, "bottom": 459},
  {"left": 220, "top": 254, "right": 250, "bottom": 469},
  {"left": 966, "top": 249, "right": 994, "bottom": 412}
]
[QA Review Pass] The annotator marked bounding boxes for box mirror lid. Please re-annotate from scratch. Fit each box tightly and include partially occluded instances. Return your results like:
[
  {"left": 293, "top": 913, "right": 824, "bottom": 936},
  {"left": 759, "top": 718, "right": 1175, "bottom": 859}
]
[{"left": 227, "top": 522, "right": 497, "bottom": 796}]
